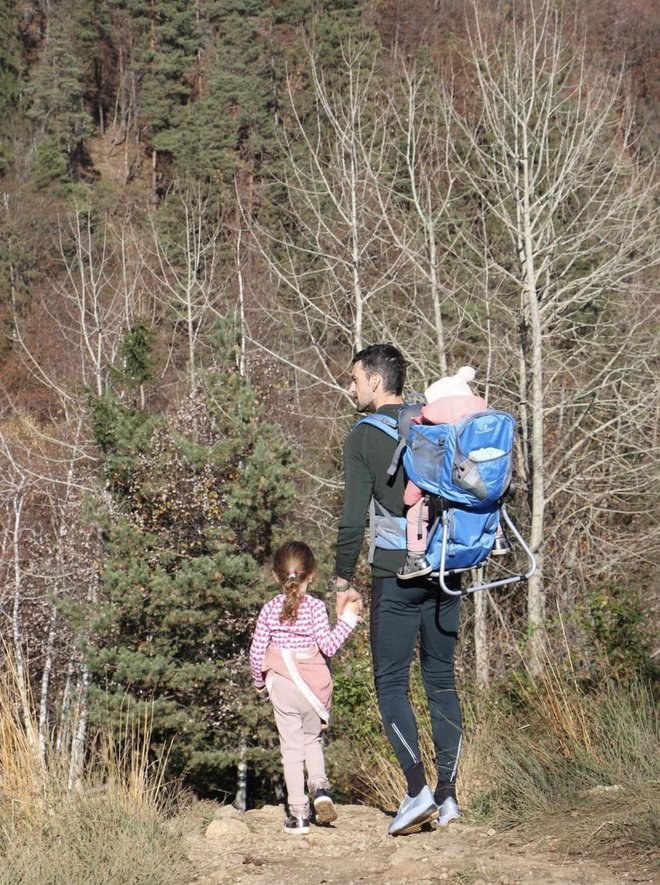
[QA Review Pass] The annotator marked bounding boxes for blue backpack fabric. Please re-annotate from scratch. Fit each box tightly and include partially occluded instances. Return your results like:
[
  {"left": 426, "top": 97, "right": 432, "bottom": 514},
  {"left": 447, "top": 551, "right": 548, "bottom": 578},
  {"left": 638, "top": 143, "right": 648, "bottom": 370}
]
[{"left": 357, "top": 408, "right": 515, "bottom": 573}]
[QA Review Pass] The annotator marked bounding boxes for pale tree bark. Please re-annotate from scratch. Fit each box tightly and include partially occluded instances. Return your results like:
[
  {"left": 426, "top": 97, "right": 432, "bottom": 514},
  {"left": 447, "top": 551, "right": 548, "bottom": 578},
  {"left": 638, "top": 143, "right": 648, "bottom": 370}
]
[
  {"left": 474, "top": 575, "right": 489, "bottom": 691},
  {"left": 0, "top": 400, "right": 102, "bottom": 777},
  {"left": 9, "top": 491, "right": 39, "bottom": 750},
  {"left": 36, "top": 437, "right": 91, "bottom": 762},
  {"left": 0, "top": 421, "right": 39, "bottom": 751},
  {"left": 68, "top": 662, "right": 91, "bottom": 791},
  {"left": 235, "top": 736, "right": 248, "bottom": 811},
  {"left": 38, "top": 601, "right": 58, "bottom": 762},
  {"left": 56, "top": 660, "right": 74, "bottom": 754}
]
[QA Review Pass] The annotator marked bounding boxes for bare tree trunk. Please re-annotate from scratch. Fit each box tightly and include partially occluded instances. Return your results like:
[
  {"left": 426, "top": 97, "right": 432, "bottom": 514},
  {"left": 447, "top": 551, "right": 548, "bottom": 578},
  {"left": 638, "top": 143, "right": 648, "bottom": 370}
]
[
  {"left": 235, "top": 736, "right": 248, "bottom": 811},
  {"left": 520, "top": 129, "right": 546, "bottom": 667},
  {"left": 38, "top": 603, "right": 58, "bottom": 762},
  {"left": 235, "top": 210, "right": 247, "bottom": 379},
  {"left": 56, "top": 659, "right": 75, "bottom": 754},
  {"left": 68, "top": 664, "right": 91, "bottom": 791},
  {"left": 474, "top": 581, "right": 489, "bottom": 691},
  {"left": 150, "top": 181, "right": 224, "bottom": 392},
  {"left": 151, "top": 148, "right": 158, "bottom": 208},
  {"left": 11, "top": 492, "right": 38, "bottom": 750}
]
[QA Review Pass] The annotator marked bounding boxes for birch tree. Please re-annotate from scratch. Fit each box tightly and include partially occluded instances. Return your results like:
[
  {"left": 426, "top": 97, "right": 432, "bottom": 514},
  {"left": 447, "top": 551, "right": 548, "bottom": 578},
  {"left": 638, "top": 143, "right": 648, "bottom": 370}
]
[
  {"left": 0, "top": 408, "right": 99, "bottom": 770},
  {"left": 11, "top": 203, "right": 147, "bottom": 401},
  {"left": 249, "top": 14, "right": 659, "bottom": 677}
]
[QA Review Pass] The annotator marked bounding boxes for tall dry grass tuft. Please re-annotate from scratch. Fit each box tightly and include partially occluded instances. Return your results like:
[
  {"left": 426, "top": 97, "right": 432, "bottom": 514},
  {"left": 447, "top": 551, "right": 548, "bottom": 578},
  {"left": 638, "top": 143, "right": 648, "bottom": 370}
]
[
  {"left": 94, "top": 704, "right": 171, "bottom": 814},
  {"left": 0, "top": 654, "right": 46, "bottom": 820},
  {"left": 0, "top": 652, "right": 194, "bottom": 884}
]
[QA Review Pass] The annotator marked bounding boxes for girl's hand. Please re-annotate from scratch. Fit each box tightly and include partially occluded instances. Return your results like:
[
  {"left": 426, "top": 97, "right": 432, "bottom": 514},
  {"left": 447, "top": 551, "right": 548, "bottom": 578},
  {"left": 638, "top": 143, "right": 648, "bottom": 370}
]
[
  {"left": 344, "top": 598, "right": 363, "bottom": 616},
  {"left": 336, "top": 586, "right": 361, "bottom": 617}
]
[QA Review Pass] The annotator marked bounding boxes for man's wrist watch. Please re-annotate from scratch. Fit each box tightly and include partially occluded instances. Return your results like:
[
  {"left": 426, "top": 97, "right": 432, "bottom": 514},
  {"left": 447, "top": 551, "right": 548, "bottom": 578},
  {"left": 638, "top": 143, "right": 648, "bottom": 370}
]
[{"left": 327, "top": 575, "right": 351, "bottom": 594}]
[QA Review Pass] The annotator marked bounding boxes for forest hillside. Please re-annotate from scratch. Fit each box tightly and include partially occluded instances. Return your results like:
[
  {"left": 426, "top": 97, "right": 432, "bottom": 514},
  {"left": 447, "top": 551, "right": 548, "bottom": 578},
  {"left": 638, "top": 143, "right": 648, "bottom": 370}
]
[{"left": 0, "top": 0, "right": 658, "bottom": 881}]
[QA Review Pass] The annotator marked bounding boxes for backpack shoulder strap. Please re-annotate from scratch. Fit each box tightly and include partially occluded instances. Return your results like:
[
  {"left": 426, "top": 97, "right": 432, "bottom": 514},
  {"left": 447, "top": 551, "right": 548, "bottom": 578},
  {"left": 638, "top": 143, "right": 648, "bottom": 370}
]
[
  {"left": 354, "top": 413, "right": 399, "bottom": 439},
  {"left": 354, "top": 413, "right": 404, "bottom": 476},
  {"left": 353, "top": 413, "right": 407, "bottom": 561}
]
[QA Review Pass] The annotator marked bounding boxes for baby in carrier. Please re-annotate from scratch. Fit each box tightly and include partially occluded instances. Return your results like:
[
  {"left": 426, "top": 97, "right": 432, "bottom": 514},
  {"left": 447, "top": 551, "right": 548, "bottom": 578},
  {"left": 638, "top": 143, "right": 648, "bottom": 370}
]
[{"left": 398, "top": 366, "right": 510, "bottom": 581}]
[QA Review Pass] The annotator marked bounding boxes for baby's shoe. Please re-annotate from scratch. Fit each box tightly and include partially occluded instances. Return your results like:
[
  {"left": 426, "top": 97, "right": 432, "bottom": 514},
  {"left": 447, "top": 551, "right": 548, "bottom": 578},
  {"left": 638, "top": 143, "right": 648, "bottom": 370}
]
[{"left": 397, "top": 553, "right": 432, "bottom": 580}]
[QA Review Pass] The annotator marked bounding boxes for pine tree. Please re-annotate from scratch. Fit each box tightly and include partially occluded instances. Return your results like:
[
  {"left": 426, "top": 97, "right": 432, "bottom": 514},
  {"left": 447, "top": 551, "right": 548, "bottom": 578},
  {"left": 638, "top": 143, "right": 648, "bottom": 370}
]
[
  {"left": 79, "top": 326, "right": 295, "bottom": 794},
  {"left": 0, "top": 0, "right": 24, "bottom": 175},
  {"left": 138, "top": 0, "right": 200, "bottom": 152},
  {"left": 26, "top": 12, "right": 95, "bottom": 185},
  {"left": 166, "top": 0, "right": 275, "bottom": 191}
]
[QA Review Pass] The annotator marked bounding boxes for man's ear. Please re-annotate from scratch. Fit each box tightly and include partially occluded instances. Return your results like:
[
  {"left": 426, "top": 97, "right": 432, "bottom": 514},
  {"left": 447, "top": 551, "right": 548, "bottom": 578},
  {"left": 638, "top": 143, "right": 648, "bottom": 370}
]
[{"left": 371, "top": 372, "right": 382, "bottom": 391}]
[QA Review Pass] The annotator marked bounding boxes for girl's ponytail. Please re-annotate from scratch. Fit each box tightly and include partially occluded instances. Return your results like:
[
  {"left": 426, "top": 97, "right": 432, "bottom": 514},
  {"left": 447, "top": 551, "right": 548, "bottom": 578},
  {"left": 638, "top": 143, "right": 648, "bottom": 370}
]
[{"left": 273, "top": 541, "right": 316, "bottom": 624}]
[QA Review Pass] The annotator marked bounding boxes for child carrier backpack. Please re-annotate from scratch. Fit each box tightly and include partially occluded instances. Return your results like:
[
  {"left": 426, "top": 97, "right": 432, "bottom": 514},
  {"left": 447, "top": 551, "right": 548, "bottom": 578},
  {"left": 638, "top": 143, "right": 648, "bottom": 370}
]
[{"left": 356, "top": 407, "right": 536, "bottom": 596}]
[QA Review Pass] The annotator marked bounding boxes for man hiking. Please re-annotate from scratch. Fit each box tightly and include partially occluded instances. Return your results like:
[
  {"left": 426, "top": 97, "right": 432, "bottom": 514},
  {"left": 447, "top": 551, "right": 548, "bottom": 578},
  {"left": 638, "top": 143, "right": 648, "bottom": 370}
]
[{"left": 328, "top": 343, "right": 463, "bottom": 836}]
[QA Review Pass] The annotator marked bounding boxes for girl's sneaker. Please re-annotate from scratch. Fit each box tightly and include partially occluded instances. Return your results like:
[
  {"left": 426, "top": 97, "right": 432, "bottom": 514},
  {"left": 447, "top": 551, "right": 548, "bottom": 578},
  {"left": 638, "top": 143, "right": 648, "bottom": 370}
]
[
  {"left": 284, "top": 814, "right": 310, "bottom": 835},
  {"left": 312, "top": 788, "right": 338, "bottom": 824}
]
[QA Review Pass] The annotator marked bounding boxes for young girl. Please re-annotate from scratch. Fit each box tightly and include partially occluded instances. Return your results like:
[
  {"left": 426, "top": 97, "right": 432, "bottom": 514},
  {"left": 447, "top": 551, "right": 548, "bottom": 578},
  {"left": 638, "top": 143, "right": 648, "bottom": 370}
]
[
  {"left": 249, "top": 540, "right": 362, "bottom": 835},
  {"left": 398, "top": 365, "right": 509, "bottom": 580}
]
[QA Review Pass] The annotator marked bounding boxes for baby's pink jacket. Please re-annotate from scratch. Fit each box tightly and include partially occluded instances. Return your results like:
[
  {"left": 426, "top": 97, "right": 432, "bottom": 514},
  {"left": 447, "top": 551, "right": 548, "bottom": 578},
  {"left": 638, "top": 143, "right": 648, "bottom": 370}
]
[{"left": 417, "top": 393, "right": 488, "bottom": 426}]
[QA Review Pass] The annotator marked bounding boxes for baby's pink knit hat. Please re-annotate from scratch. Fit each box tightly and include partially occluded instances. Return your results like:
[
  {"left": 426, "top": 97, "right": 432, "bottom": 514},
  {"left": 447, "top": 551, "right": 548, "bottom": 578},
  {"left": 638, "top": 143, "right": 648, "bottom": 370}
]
[{"left": 424, "top": 366, "right": 476, "bottom": 403}]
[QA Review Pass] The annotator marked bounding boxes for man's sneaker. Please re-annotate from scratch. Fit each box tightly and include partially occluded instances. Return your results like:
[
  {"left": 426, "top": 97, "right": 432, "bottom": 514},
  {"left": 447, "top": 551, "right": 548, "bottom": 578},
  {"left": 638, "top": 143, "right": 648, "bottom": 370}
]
[
  {"left": 491, "top": 524, "right": 511, "bottom": 556},
  {"left": 283, "top": 814, "right": 310, "bottom": 835},
  {"left": 388, "top": 785, "right": 437, "bottom": 836},
  {"left": 397, "top": 553, "right": 433, "bottom": 581},
  {"left": 312, "top": 788, "right": 338, "bottom": 825},
  {"left": 431, "top": 796, "right": 461, "bottom": 827}
]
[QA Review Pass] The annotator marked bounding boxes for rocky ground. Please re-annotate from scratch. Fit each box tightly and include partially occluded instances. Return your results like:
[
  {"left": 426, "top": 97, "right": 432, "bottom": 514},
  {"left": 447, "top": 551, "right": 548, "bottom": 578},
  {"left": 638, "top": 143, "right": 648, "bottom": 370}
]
[{"left": 184, "top": 800, "right": 659, "bottom": 885}]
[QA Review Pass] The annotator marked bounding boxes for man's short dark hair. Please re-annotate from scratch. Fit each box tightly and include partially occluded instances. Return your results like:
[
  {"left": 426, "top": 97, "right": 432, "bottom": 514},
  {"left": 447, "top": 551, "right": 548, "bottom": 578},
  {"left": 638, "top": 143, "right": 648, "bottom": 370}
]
[{"left": 352, "top": 344, "right": 406, "bottom": 396}]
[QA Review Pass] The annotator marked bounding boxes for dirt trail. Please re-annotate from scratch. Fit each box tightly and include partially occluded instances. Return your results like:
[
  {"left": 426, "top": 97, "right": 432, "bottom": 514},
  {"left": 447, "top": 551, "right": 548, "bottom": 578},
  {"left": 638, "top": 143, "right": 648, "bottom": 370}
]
[{"left": 185, "top": 802, "right": 658, "bottom": 885}]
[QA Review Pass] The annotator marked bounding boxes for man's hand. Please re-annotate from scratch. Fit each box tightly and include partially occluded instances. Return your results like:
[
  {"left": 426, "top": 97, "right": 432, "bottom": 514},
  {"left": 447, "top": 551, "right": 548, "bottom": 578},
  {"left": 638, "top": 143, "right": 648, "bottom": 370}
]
[{"left": 328, "top": 575, "right": 362, "bottom": 616}]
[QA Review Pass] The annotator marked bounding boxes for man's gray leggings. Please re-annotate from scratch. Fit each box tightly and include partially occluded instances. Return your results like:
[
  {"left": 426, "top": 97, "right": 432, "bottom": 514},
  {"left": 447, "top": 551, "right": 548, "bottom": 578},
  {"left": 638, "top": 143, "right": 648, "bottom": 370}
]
[{"left": 370, "top": 575, "right": 462, "bottom": 786}]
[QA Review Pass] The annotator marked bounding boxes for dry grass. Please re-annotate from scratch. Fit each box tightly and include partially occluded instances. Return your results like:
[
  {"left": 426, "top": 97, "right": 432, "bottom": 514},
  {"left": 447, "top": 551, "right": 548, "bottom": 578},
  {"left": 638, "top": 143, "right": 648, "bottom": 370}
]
[
  {"left": 0, "top": 653, "right": 194, "bottom": 884},
  {"left": 94, "top": 705, "right": 172, "bottom": 814}
]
